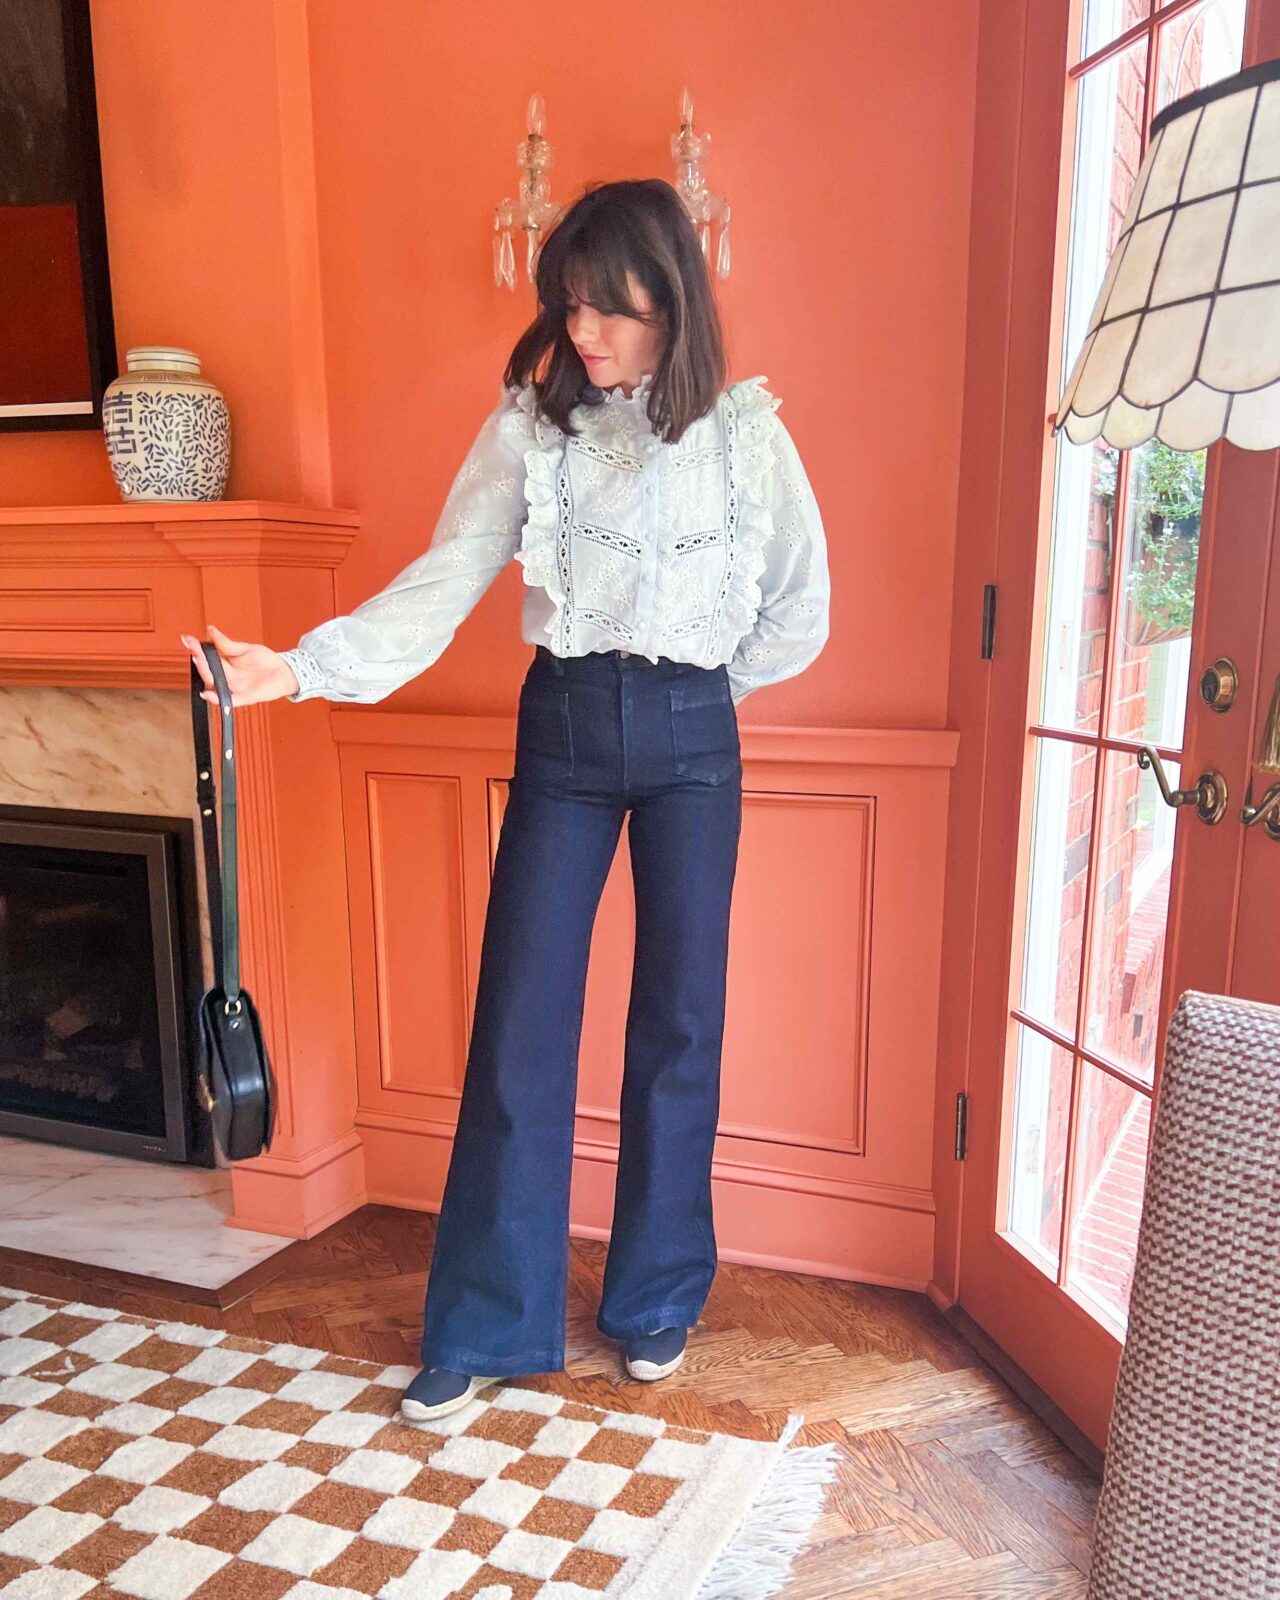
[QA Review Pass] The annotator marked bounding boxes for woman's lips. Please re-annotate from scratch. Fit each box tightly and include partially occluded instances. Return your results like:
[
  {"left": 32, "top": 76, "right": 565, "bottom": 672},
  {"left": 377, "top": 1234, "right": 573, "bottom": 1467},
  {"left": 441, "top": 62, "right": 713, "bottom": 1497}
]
[{"left": 582, "top": 354, "right": 608, "bottom": 363}]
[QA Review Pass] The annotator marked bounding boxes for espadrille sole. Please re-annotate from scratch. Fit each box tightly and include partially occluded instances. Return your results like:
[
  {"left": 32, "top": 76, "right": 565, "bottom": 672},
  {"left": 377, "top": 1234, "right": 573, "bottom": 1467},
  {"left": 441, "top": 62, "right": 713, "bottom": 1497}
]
[
  {"left": 400, "top": 1373, "right": 501, "bottom": 1421},
  {"left": 625, "top": 1347, "right": 687, "bottom": 1381}
]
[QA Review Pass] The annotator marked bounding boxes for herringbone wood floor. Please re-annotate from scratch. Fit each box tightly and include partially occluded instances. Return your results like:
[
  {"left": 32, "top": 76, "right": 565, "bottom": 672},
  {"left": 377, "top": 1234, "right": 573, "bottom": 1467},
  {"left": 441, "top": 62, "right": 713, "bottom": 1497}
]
[{"left": 1, "top": 1204, "right": 1099, "bottom": 1596}]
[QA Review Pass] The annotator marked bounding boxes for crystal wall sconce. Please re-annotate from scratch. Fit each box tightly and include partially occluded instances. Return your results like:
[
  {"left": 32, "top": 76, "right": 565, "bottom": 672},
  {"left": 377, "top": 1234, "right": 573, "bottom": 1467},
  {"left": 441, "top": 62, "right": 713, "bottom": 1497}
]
[
  {"left": 671, "top": 86, "right": 731, "bottom": 281},
  {"left": 492, "top": 94, "right": 562, "bottom": 293},
  {"left": 491, "top": 88, "right": 733, "bottom": 291}
]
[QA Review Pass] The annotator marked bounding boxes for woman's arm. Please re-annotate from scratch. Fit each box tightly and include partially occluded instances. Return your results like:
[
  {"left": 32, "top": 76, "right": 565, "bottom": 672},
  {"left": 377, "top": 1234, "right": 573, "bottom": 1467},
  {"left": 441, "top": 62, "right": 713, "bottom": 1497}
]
[
  {"left": 726, "top": 413, "right": 831, "bottom": 707},
  {"left": 281, "top": 387, "right": 534, "bottom": 703}
]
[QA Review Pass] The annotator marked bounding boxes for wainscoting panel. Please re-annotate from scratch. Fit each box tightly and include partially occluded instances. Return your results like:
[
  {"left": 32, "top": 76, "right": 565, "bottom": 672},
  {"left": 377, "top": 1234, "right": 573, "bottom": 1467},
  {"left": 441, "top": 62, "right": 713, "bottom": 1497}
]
[
  {"left": 335, "top": 708, "right": 958, "bottom": 1291},
  {"left": 364, "top": 772, "right": 469, "bottom": 1100}
]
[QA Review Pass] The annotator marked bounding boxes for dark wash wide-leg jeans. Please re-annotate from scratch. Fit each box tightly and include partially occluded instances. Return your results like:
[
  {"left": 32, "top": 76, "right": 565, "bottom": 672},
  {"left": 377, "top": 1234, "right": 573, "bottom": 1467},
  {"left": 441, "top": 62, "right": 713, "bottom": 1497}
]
[{"left": 418, "top": 643, "right": 743, "bottom": 1377}]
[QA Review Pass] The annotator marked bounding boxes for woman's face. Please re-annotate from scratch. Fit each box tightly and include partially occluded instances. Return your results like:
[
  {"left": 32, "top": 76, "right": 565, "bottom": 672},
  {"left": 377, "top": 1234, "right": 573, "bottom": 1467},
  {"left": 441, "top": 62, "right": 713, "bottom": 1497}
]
[{"left": 566, "top": 270, "right": 666, "bottom": 397}]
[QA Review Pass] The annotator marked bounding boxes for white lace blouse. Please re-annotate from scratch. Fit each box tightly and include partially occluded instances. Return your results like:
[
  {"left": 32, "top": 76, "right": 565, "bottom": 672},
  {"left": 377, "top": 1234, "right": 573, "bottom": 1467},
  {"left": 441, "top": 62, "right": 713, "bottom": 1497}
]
[{"left": 280, "top": 372, "right": 829, "bottom": 707}]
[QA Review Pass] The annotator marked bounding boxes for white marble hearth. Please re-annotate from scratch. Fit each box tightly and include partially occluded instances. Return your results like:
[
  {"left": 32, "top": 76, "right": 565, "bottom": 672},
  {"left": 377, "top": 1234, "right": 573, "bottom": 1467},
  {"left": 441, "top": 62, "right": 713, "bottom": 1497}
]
[{"left": 0, "top": 1136, "right": 292, "bottom": 1289}]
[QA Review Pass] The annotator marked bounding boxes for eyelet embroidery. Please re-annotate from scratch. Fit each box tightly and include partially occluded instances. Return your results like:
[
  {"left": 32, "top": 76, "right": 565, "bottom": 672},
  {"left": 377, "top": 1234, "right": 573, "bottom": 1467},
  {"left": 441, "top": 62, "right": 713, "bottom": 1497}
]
[
  {"left": 702, "top": 391, "right": 740, "bottom": 662},
  {"left": 554, "top": 457, "right": 575, "bottom": 654},
  {"left": 290, "top": 374, "right": 824, "bottom": 704},
  {"left": 574, "top": 522, "right": 641, "bottom": 559},
  {"left": 662, "top": 612, "right": 713, "bottom": 640},
  {"left": 577, "top": 607, "right": 636, "bottom": 640},
  {"left": 567, "top": 436, "right": 643, "bottom": 472},
  {"left": 672, "top": 528, "right": 723, "bottom": 556},
  {"left": 672, "top": 446, "right": 724, "bottom": 471},
  {"left": 515, "top": 375, "right": 795, "bottom": 672}
]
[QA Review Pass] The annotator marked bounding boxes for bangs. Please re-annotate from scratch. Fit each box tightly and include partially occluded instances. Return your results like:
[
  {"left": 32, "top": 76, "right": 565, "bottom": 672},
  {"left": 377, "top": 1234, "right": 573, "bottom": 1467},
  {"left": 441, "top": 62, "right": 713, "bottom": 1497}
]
[{"left": 549, "top": 240, "right": 655, "bottom": 322}]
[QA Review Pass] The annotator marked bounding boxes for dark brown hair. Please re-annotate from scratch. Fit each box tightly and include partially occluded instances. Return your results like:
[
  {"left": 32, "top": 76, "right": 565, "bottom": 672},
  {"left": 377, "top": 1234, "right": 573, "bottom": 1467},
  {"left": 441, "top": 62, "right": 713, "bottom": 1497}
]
[{"left": 503, "top": 178, "right": 728, "bottom": 444}]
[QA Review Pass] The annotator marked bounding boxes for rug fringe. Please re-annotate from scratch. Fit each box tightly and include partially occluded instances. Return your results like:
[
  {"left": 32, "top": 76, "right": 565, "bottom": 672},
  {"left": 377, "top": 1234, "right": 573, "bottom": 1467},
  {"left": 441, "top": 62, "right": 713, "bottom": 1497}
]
[{"left": 694, "top": 1411, "right": 840, "bottom": 1600}]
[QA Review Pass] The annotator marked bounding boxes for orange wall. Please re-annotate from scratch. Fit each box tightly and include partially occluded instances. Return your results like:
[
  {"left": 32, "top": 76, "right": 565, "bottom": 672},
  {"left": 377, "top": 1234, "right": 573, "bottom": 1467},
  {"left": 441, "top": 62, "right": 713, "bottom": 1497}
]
[
  {"left": 3, "top": 1, "right": 984, "bottom": 1267},
  {"left": 4, "top": 0, "right": 980, "bottom": 733}
]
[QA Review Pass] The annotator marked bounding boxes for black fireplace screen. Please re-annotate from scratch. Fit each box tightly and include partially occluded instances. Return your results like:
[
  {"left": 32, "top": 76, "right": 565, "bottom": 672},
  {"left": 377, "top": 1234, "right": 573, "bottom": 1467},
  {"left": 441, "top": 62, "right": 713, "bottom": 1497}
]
[
  {"left": 0, "top": 842, "right": 164, "bottom": 1135},
  {"left": 0, "top": 810, "right": 206, "bottom": 1163}
]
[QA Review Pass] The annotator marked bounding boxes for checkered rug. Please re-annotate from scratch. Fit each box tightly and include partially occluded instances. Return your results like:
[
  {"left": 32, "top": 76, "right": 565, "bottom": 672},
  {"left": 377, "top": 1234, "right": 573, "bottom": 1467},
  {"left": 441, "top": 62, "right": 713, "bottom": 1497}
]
[{"left": 0, "top": 1287, "right": 836, "bottom": 1600}]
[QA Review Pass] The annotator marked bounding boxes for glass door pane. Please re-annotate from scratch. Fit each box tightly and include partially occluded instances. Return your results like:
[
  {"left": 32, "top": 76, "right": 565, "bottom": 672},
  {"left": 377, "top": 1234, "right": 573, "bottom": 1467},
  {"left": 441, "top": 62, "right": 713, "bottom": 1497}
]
[
  {"left": 1041, "top": 38, "right": 1148, "bottom": 735},
  {"left": 1084, "top": 749, "right": 1178, "bottom": 1082},
  {"left": 1081, "top": 0, "right": 1151, "bottom": 60},
  {"left": 1109, "top": 441, "right": 1205, "bottom": 749},
  {"left": 1007, "top": 1028, "right": 1074, "bottom": 1268},
  {"left": 1155, "top": 0, "right": 1248, "bottom": 112},
  {"left": 999, "top": 4, "right": 1244, "bottom": 1335},
  {"left": 1020, "top": 741, "right": 1096, "bottom": 1037},
  {"left": 1066, "top": 1061, "right": 1152, "bottom": 1325}
]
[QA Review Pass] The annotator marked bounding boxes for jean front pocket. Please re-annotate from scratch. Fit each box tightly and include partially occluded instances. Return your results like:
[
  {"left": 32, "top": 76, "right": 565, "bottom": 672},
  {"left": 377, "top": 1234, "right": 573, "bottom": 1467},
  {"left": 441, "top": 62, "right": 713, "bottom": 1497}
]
[
  {"left": 516, "top": 683, "right": 574, "bottom": 776},
  {"left": 669, "top": 680, "right": 740, "bottom": 784}
]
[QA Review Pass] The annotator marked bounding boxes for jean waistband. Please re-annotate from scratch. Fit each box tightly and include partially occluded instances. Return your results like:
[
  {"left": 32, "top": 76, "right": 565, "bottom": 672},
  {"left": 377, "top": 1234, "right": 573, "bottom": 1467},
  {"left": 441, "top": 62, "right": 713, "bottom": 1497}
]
[{"left": 533, "top": 644, "right": 715, "bottom": 679}]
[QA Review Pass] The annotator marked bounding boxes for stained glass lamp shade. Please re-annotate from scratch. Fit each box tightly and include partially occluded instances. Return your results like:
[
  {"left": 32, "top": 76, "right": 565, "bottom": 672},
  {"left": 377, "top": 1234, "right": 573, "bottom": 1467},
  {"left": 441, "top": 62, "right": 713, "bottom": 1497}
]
[{"left": 1054, "top": 58, "right": 1280, "bottom": 452}]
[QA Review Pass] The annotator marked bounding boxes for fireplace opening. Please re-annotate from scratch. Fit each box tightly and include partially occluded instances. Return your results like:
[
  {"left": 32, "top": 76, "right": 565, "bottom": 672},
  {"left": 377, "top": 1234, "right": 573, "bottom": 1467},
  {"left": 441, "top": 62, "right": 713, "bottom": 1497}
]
[{"left": 0, "top": 805, "right": 212, "bottom": 1164}]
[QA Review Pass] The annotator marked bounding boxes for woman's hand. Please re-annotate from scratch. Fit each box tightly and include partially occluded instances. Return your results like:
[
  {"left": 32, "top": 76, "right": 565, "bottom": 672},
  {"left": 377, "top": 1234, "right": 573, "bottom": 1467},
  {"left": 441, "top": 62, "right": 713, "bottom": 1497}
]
[{"left": 181, "top": 622, "right": 301, "bottom": 706}]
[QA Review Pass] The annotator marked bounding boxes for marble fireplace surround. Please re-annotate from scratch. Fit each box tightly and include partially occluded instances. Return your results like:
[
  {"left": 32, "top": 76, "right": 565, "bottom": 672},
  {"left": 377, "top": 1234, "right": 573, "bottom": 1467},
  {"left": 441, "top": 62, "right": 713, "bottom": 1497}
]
[
  {"left": 0, "top": 502, "right": 367, "bottom": 1243},
  {"left": 0, "top": 682, "right": 219, "bottom": 1027}
]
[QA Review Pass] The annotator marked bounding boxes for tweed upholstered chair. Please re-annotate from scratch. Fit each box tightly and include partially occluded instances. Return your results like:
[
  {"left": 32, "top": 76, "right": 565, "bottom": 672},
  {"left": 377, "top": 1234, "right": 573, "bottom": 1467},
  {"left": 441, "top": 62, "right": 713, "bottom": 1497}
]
[{"left": 1086, "top": 988, "right": 1280, "bottom": 1599}]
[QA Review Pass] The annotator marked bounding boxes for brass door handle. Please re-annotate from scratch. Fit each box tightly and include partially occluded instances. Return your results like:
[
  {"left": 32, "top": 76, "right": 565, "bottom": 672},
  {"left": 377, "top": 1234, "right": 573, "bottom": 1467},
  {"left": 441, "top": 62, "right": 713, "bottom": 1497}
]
[
  {"left": 1258, "top": 671, "right": 1280, "bottom": 772},
  {"left": 1240, "top": 781, "right": 1280, "bottom": 835},
  {"left": 1137, "top": 746, "right": 1228, "bottom": 825},
  {"left": 1240, "top": 672, "right": 1280, "bottom": 838}
]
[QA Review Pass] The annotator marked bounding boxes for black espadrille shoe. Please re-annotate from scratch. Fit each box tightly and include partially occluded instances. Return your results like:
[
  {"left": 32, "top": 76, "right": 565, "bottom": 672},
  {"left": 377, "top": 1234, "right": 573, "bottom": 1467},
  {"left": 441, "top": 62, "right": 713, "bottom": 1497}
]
[
  {"left": 400, "top": 1366, "right": 501, "bottom": 1421},
  {"left": 623, "top": 1325, "right": 688, "bottom": 1381}
]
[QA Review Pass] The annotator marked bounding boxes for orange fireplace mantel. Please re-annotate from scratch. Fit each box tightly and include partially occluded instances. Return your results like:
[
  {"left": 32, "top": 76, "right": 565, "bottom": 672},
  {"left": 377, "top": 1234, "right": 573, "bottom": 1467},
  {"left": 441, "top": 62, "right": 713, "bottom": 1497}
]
[{"left": 0, "top": 501, "right": 368, "bottom": 1238}]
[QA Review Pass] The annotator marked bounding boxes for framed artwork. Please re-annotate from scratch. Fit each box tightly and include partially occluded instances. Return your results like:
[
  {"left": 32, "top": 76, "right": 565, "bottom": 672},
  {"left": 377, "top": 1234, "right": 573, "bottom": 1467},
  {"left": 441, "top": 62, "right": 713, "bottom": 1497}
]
[{"left": 0, "top": 0, "right": 117, "bottom": 434}]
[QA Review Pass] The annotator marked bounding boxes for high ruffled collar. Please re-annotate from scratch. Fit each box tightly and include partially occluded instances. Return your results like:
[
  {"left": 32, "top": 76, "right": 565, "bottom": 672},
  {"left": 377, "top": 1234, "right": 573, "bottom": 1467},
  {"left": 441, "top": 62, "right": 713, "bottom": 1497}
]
[{"left": 583, "top": 371, "right": 655, "bottom": 406}]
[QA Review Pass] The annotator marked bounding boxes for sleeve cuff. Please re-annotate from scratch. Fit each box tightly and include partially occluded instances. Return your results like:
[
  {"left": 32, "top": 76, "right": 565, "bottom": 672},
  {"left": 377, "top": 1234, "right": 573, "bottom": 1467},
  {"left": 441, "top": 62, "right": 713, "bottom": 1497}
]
[{"left": 279, "top": 647, "right": 327, "bottom": 702}]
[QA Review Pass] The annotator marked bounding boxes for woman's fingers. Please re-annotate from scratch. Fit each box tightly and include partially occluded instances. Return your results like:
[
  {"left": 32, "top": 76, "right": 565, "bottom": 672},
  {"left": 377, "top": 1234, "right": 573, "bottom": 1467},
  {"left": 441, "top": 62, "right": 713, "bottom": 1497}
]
[
  {"left": 182, "top": 633, "right": 215, "bottom": 685},
  {"left": 182, "top": 627, "right": 273, "bottom": 706},
  {"left": 181, "top": 633, "right": 228, "bottom": 704},
  {"left": 207, "top": 621, "right": 251, "bottom": 655}
]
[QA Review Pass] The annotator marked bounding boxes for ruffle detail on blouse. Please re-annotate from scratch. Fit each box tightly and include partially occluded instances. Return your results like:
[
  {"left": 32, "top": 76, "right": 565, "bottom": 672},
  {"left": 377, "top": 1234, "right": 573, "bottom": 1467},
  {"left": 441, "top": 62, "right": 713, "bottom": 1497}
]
[
  {"left": 501, "top": 381, "right": 574, "bottom": 642},
  {"left": 495, "top": 382, "right": 540, "bottom": 447},
  {"left": 509, "top": 379, "right": 542, "bottom": 421},
  {"left": 507, "top": 374, "right": 655, "bottom": 419},
  {"left": 584, "top": 370, "right": 655, "bottom": 406},
  {"left": 719, "top": 374, "right": 784, "bottom": 643},
  {"left": 511, "top": 424, "right": 567, "bottom": 621}
]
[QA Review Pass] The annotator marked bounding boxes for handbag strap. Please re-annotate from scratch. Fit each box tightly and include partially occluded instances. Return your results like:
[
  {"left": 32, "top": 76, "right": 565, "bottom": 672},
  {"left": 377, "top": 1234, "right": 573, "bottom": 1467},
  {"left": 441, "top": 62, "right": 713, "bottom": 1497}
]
[{"left": 190, "top": 643, "right": 240, "bottom": 1001}]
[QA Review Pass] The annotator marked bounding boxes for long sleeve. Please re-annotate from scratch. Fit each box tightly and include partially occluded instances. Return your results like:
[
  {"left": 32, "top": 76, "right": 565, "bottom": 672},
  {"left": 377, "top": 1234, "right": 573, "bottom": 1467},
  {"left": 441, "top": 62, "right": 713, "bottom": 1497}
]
[
  {"left": 726, "top": 413, "right": 831, "bottom": 707},
  {"left": 281, "top": 387, "right": 534, "bottom": 703}
]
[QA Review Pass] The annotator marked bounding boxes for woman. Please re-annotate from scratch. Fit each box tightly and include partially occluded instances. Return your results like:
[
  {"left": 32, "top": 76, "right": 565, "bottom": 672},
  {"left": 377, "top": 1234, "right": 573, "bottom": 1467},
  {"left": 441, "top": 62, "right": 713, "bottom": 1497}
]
[{"left": 183, "top": 177, "right": 830, "bottom": 1422}]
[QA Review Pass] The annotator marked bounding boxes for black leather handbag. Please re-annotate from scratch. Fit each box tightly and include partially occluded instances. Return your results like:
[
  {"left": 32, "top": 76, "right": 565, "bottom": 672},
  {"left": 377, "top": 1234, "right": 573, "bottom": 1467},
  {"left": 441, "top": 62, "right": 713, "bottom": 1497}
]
[{"left": 190, "top": 642, "right": 278, "bottom": 1161}]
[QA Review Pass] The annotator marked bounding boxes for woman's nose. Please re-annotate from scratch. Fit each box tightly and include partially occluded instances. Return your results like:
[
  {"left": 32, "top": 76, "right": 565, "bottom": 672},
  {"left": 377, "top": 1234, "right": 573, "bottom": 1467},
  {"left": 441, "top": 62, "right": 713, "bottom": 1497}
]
[{"left": 571, "top": 310, "right": 600, "bottom": 343}]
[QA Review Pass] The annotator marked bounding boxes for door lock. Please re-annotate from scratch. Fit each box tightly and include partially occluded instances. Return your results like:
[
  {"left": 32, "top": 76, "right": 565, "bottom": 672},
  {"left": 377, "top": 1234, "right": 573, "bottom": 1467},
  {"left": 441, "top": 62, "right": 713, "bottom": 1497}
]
[
  {"left": 1137, "top": 746, "right": 1229, "bottom": 825},
  {"left": 1199, "top": 656, "right": 1239, "bottom": 713}
]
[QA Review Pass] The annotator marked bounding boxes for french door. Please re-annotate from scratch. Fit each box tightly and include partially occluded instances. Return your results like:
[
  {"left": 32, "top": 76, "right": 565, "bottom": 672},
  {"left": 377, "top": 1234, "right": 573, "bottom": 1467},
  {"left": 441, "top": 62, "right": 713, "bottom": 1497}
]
[{"left": 958, "top": 0, "right": 1280, "bottom": 1451}]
